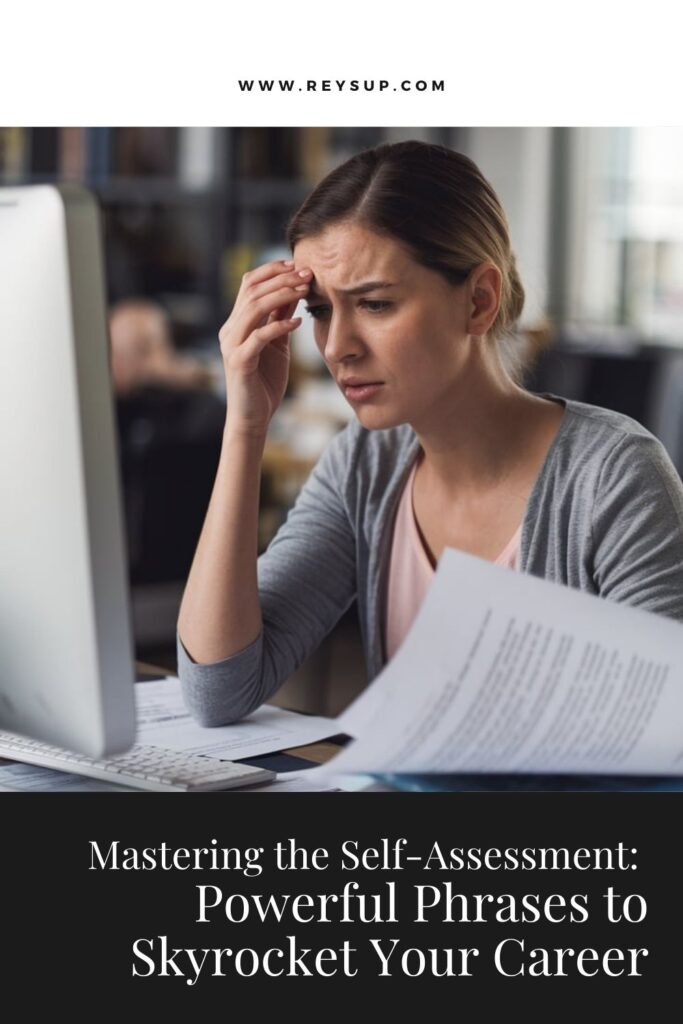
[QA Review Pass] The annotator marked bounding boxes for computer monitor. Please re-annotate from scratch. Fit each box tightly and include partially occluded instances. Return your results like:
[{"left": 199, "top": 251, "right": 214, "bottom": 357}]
[{"left": 0, "top": 183, "right": 136, "bottom": 756}]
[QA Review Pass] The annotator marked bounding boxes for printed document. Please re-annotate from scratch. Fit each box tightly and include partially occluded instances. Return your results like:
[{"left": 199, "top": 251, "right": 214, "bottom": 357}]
[
  {"left": 136, "top": 678, "right": 338, "bottom": 760},
  {"left": 326, "top": 549, "right": 683, "bottom": 776}
]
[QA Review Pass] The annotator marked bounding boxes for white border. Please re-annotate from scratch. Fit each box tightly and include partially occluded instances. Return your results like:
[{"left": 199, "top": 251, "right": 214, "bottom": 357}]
[{"left": 1, "top": 1, "right": 680, "bottom": 126}]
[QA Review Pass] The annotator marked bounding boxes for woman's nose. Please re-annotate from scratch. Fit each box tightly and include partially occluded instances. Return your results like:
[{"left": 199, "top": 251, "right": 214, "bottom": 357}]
[{"left": 323, "top": 312, "right": 364, "bottom": 364}]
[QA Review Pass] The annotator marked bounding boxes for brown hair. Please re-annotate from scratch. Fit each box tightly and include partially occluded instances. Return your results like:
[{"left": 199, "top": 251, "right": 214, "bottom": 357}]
[{"left": 286, "top": 139, "right": 525, "bottom": 343}]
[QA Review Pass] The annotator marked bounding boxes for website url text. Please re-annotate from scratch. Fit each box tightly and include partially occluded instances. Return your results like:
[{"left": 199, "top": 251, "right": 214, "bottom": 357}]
[{"left": 237, "top": 80, "right": 445, "bottom": 93}]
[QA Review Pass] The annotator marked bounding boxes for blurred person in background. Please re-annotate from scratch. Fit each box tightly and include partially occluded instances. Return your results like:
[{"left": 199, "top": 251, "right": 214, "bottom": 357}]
[
  {"left": 110, "top": 298, "right": 226, "bottom": 591},
  {"left": 177, "top": 141, "right": 683, "bottom": 727},
  {"left": 109, "top": 298, "right": 215, "bottom": 396}
]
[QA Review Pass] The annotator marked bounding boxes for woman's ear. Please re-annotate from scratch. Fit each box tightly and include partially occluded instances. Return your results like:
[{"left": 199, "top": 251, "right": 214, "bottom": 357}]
[{"left": 466, "top": 263, "right": 502, "bottom": 337}]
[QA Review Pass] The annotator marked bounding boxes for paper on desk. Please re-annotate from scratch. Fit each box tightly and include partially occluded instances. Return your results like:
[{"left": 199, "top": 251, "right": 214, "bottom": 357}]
[
  {"left": 135, "top": 678, "right": 339, "bottom": 761},
  {"left": 240, "top": 769, "right": 342, "bottom": 793},
  {"left": 246, "top": 766, "right": 383, "bottom": 792},
  {"left": 324, "top": 548, "right": 683, "bottom": 777}
]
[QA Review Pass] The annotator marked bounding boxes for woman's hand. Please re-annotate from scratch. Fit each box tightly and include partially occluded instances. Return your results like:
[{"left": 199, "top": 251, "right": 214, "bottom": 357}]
[{"left": 218, "top": 259, "right": 311, "bottom": 436}]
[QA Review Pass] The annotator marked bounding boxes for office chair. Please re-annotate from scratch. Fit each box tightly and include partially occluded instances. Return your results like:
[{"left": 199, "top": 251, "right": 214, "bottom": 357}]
[{"left": 116, "top": 385, "right": 226, "bottom": 644}]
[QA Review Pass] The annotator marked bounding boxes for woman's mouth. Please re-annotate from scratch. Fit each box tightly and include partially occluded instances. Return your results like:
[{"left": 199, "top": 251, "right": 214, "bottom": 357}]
[{"left": 341, "top": 380, "right": 385, "bottom": 402}]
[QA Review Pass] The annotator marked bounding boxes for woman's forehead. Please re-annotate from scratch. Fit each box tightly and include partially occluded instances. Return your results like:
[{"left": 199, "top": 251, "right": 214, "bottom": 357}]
[{"left": 294, "top": 225, "right": 410, "bottom": 279}]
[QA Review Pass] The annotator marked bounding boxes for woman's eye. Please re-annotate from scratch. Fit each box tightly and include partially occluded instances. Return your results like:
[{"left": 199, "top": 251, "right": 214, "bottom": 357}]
[
  {"left": 305, "top": 305, "right": 330, "bottom": 320},
  {"left": 304, "top": 300, "right": 392, "bottom": 320}
]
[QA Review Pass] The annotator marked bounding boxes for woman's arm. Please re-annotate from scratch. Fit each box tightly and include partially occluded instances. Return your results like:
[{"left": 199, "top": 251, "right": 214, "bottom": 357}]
[
  {"left": 177, "top": 423, "right": 358, "bottom": 726},
  {"left": 176, "top": 257, "right": 361, "bottom": 726},
  {"left": 177, "top": 426, "right": 267, "bottom": 665},
  {"left": 592, "top": 432, "right": 683, "bottom": 622},
  {"left": 177, "top": 260, "right": 310, "bottom": 672}
]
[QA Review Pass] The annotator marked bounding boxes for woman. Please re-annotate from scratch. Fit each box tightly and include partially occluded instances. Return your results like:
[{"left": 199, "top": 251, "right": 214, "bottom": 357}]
[{"left": 177, "top": 140, "right": 683, "bottom": 726}]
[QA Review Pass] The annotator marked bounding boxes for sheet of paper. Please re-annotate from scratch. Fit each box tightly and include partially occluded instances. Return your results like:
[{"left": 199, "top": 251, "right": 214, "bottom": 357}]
[
  {"left": 240, "top": 769, "right": 342, "bottom": 793},
  {"left": 277, "top": 765, "right": 386, "bottom": 792},
  {"left": 325, "top": 548, "right": 683, "bottom": 777},
  {"left": 135, "top": 677, "right": 339, "bottom": 761}
]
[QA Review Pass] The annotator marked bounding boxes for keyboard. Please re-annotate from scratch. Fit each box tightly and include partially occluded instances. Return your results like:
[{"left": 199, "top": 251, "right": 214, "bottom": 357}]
[{"left": 0, "top": 731, "right": 275, "bottom": 792}]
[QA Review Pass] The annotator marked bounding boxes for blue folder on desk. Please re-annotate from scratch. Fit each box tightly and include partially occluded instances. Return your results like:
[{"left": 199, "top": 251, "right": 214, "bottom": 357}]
[{"left": 378, "top": 773, "right": 683, "bottom": 792}]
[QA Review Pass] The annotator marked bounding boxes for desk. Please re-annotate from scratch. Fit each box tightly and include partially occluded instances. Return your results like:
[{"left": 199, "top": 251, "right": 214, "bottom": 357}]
[
  {"left": 137, "top": 666, "right": 683, "bottom": 787},
  {"left": 12, "top": 667, "right": 674, "bottom": 791},
  {"left": 0, "top": 664, "right": 342, "bottom": 787},
  {"left": 282, "top": 742, "right": 341, "bottom": 765},
  {"left": 136, "top": 661, "right": 344, "bottom": 768}
]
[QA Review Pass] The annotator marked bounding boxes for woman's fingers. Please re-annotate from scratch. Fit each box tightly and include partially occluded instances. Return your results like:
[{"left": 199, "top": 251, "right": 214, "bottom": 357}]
[
  {"left": 220, "top": 283, "right": 305, "bottom": 351},
  {"left": 232, "top": 284, "right": 309, "bottom": 339},
  {"left": 267, "top": 299, "right": 300, "bottom": 324},
  {"left": 247, "top": 267, "right": 312, "bottom": 305},
  {"left": 239, "top": 259, "right": 295, "bottom": 290},
  {"left": 228, "top": 316, "right": 301, "bottom": 373},
  {"left": 219, "top": 261, "right": 311, "bottom": 353}
]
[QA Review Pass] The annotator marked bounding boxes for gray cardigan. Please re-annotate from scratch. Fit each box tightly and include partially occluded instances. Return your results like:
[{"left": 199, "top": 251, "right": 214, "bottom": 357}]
[{"left": 177, "top": 394, "right": 683, "bottom": 726}]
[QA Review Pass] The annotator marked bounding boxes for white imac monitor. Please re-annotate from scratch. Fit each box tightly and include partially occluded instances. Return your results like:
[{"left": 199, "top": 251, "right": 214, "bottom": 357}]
[{"left": 0, "top": 183, "right": 136, "bottom": 757}]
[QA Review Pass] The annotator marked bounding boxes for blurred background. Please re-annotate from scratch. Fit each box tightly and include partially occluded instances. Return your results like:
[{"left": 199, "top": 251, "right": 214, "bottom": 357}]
[{"left": 4, "top": 126, "right": 683, "bottom": 713}]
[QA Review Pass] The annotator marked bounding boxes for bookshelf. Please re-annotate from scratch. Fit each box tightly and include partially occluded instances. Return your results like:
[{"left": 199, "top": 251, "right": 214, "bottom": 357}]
[
  {"left": 0, "top": 127, "right": 460, "bottom": 346},
  {"left": 0, "top": 129, "right": 427, "bottom": 347},
  {"left": 0, "top": 126, "right": 462, "bottom": 662}
]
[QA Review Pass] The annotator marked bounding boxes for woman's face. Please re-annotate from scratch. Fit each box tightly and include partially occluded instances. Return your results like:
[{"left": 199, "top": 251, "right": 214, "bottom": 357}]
[{"left": 293, "top": 221, "right": 478, "bottom": 432}]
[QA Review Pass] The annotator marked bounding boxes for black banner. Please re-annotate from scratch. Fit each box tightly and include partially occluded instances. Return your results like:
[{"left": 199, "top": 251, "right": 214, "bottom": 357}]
[{"left": 2, "top": 792, "right": 680, "bottom": 1010}]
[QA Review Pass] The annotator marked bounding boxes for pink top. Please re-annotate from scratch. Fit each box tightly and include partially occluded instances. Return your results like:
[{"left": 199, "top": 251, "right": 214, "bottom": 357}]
[{"left": 384, "top": 458, "right": 522, "bottom": 662}]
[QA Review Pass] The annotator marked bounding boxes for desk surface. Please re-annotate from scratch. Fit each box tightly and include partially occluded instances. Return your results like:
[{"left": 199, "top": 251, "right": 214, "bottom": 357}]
[
  {"left": 10, "top": 668, "right": 673, "bottom": 790},
  {"left": 136, "top": 662, "right": 342, "bottom": 767}
]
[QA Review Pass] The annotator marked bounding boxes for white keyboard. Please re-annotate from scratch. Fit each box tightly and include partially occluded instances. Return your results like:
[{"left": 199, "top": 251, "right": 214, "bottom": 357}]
[{"left": 0, "top": 731, "right": 275, "bottom": 792}]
